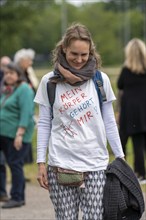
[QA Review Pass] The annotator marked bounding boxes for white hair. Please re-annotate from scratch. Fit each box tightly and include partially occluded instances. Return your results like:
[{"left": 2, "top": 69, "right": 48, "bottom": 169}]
[{"left": 14, "top": 48, "right": 35, "bottom": 64}]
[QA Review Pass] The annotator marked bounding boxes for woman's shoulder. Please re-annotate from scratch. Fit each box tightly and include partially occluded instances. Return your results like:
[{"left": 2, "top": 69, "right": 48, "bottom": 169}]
[
  {"left": 100, "top": 71, "right": 111, "bottom": 84},
  {"left": 100, "top": 71, "right": 112, "bottom": 89},
  {"left": 121, "top": 67, "right": 132, "bottom": 74},
  {"left": 18, "top": 82, "right": 32, "bottom": 90},
  {"left": 41, "top": 71, "right": 54, "bottom": 83},
  {"left": 121, "top": 67, "right": 146, "bottom": 77},
  {"left": 100, "top": 71, "right": 109, "bottom": 79},
  {"left": 17, "top": 82, "right": 34, "bottom": 95}
]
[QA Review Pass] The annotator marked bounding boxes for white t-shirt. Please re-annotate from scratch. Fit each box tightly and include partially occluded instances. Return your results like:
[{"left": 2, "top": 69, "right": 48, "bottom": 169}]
[{"left": 34, "top": 71, "right": 120, "bottom": 172}]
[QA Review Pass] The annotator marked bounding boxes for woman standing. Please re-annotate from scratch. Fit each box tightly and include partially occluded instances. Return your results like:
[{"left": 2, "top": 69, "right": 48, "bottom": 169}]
[
  {"left": 0, "top": 62, "right": 35, "bottom": 208},
  {"left": 34, "top": 23, "right": 124, "bottom": 219},
  {"left": 14, "top": 48, "right": 39, "bottom": 166},
  {"left": 117, "top": 38, "right": 146, "bottom": 183}
]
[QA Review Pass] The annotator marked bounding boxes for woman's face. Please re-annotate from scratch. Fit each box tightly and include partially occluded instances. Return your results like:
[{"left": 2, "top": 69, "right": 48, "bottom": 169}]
[
  {"left": 4, "top": 69, "right": 19, "bottom": 85},
  {"left": 63, "top": 40, "right": 90, "bottom": 70}
]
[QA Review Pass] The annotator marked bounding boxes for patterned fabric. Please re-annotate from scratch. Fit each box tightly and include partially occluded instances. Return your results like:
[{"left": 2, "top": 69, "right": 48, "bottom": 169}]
[{"left": 48, "top": 166, "right": 106, "bottom": 220}]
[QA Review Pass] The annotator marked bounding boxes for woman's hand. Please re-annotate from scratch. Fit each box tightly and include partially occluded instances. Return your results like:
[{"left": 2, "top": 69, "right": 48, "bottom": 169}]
[
  {"left": 14, "top": 135, "right": 23, "bottom": 150},
  {"left": 37, "top": 163, "right": 49, "bottom": 190},
  {"left": 14, "top": 127, "right": 25, "bottom": 150},
  {"left": 115, "top": 111, "right": 120, "bottom": 125}
]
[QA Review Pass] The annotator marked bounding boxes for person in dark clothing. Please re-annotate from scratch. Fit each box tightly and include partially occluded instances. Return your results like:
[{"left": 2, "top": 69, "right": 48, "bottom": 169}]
[
  {"left": 117, "top": 38, "right": 146, "bottom": 183},
  {"left": 0, "top": 151, "right": 8, "bottom": 202},
  {"left": 0, "top": 62, "right": 35, "bottom": 208},
  {"left": 0, "top": 56, "right": 11, "bottom": 202}
]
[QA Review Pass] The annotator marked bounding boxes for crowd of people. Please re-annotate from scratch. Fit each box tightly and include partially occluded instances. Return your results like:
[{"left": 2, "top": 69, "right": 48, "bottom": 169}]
[
  {"left": 0, "top": 49, "right": 39, "bottom": 208},
  {"left": 0, "top": 24, "right": 145, "bottom": 218}
]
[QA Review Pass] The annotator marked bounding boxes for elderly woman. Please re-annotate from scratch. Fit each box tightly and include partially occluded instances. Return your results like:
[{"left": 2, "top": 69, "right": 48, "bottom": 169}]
[
  {"left": 14, "top": 49, "right": 39, "bottom": 165},
  {"left": 14, "top": 48, "right": 39, "bottom": 92},
  {"left": 0, "top": 62, "right": 35, "bottom": 208}
]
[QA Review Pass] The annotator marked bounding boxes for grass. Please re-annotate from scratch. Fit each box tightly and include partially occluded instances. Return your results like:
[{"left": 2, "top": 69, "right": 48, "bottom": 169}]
[{"left": 6, "top": 66, "right": 146, "bottom": 192}]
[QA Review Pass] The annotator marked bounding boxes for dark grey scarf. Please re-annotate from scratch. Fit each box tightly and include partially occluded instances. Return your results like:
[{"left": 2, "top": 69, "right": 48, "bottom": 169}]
[{"left": 50, "top": 52, "right": 96, "bottom": 86}]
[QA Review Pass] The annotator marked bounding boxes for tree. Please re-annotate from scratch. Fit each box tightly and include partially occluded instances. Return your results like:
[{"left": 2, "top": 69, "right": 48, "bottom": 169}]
[
  {"left": 0, "top": 0, "right": 56, "bottom": 57},
  {"left": 0, "top": 0, "right": 145, "bottom": 65}
]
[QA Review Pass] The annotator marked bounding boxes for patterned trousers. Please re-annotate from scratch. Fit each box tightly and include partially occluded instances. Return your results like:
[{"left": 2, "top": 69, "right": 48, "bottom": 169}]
[{"left": 48, "top": 166, "right": 106, "bottom": 220}]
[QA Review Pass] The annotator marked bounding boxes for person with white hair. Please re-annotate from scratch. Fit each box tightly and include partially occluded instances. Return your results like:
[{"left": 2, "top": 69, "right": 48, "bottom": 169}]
[
  {"left": 14, "top": 48, "right": 39, "bottom": 92},
  {"left": 14, "top": 49, "right": 39, "bottom": 167}
]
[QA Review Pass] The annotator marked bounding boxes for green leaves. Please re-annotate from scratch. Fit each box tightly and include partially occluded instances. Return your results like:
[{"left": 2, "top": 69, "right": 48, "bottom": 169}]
[{"left": 0, "top": 0, "right": 145, "bottom": 65}]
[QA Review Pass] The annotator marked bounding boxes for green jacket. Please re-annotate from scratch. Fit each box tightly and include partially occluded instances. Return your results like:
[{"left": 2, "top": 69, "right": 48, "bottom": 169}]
[{"left": 0, "top": 82, "right": 35, "bottom": 143}]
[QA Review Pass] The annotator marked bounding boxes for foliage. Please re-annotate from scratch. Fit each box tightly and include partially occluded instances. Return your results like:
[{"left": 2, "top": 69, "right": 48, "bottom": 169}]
[
  {"left": 104, "top": 0, "right": 145, "bottom": 12},
  {"left": 0, "top": 0, "right": 145, "bottom": 65},
  {"left": 0, "top": 1, "right": 35, "bottom": 55}
]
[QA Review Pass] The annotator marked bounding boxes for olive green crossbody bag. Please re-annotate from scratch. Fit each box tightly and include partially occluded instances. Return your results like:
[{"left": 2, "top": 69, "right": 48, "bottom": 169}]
[{"left": 54, "top": 167, "right": 85, "bottom": 187}]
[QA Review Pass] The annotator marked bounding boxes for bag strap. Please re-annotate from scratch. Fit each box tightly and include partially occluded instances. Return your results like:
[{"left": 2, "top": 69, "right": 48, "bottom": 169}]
[
  {"left": 46, "top": 81, "right": 56, "bottom": 118},
  {"left": 92, "top": 70, "right": 107, "bottom": 111},
  {"left": 47, "top": 70, "right": 107, "bottom": 118}
]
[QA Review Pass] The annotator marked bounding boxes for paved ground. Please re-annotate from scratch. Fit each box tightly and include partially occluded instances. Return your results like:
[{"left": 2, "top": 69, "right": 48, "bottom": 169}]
[
  {"left": 0, "top": 183, "right": 146, "bottom": 220},
  {"left": 0, "top": 183, "right": 54, "bottom": 220}
]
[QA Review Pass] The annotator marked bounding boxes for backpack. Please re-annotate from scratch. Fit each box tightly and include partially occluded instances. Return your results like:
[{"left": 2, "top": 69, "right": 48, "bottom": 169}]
[{"left": 47, "top": 70, "right": 107, "bottom": 117}]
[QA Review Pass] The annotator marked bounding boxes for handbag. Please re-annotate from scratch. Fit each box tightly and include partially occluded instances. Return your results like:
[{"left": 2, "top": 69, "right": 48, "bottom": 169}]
[{"left": 56, "top": 167, "right": 85, "bottom": 187}]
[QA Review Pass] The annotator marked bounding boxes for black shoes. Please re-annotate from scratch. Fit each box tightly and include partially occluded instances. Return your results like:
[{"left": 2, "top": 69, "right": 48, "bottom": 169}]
[{"left": 2, "top": 199, "right": 25, "bottom": 208}]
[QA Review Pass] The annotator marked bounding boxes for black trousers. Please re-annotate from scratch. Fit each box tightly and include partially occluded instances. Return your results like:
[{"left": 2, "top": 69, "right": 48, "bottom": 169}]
[
  {"left": 119, "top": 130, "right": 146, "bottom": 178},
  {"left": 132, "top": 132, "right": 146, "bottom": 178},
  {"left": 0, "top": 136, "right": 30, "bottom": 201},
  {"left": 119, "top": 130, "right": 129, "bottom": 157}
]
